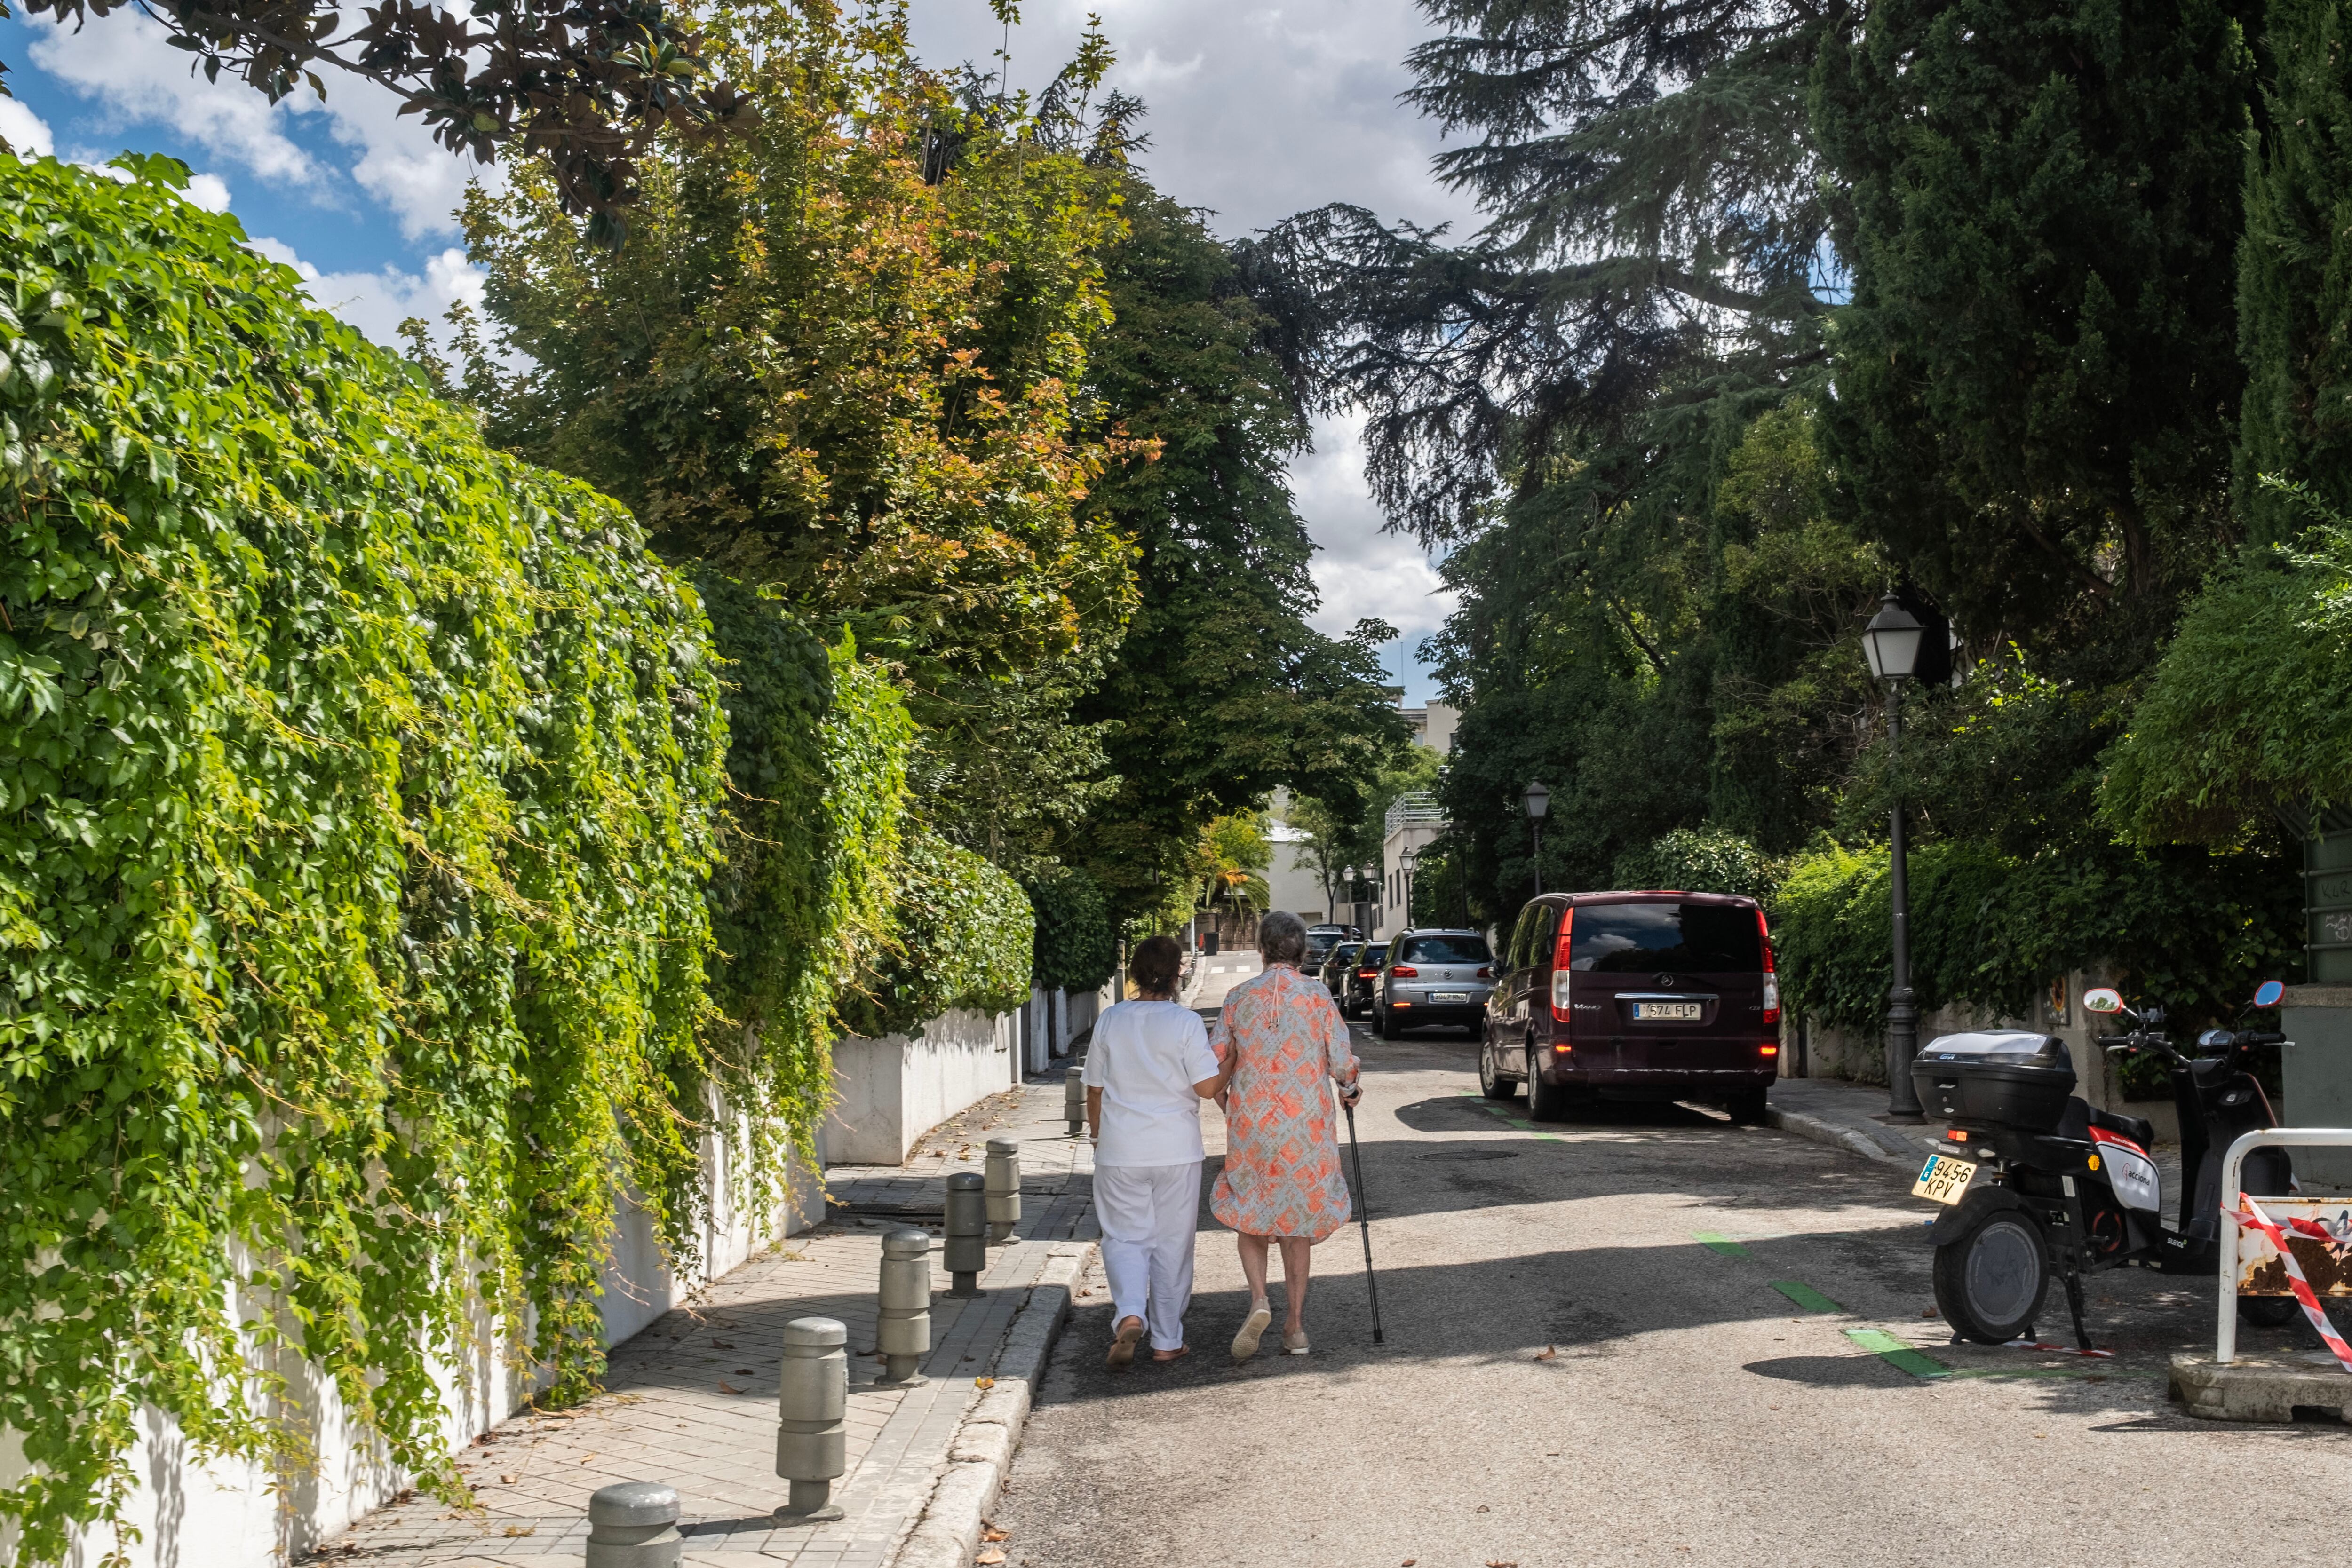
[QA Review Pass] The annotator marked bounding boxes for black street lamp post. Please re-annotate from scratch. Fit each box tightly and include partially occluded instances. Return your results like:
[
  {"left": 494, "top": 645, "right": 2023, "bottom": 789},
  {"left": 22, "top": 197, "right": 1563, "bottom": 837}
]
[
  {"left": 1402, "top": 844, "right": 1419, "bottom": 924},
  {"left": 1862, "top": 594, "right": 1927, "bottom": 1123},
  {"left": 1522, "top": 781, "right": 1550, "bottom": 898}
]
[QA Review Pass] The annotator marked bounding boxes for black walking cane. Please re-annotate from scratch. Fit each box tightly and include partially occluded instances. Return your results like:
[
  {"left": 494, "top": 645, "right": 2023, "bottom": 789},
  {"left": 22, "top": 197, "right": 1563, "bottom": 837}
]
[{"left": 1342, "top": 1098, "right": 1386, "bottom": 1345}]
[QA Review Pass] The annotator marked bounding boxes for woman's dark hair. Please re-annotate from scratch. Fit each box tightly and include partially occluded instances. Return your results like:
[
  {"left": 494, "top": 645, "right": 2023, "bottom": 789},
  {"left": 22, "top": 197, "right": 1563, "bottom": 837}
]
[{"left": 1129, "top": 934, "right": 1183, "bottom": 996}]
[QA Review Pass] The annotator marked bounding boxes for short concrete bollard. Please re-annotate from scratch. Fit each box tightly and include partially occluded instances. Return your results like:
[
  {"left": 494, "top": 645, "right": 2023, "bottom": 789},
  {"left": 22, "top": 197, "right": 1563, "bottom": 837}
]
[
  {"left": 585, "top": 1480, "right": 682, "bottom": 1568},
  {"left": 943, "top": 1170, "right": 987, "bottom": 1296},
  {"left": 876, "top": 1228, "right": 932, "bottom": 1386},
  {"left": 1065, "top": 1064, "right": 1086, "bottom": 1137},
  {"left": 773, "top": 1316, "right": 847, "bottom": 1523},
  {"left": 984, "top": 1137, "right": 1022, "bottom": 1243}
]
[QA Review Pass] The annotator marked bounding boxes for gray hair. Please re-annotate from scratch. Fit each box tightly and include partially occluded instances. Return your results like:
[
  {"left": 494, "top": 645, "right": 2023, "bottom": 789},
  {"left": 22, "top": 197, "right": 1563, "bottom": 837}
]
[{"left": 1257, "top": 911, "right": 1309, "bottom": 966}]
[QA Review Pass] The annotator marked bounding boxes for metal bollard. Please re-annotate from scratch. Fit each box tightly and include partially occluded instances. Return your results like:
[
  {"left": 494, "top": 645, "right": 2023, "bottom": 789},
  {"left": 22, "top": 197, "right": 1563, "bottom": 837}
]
[
  {"left": 1065, "top": 1064, "right": 1086, "bottom": 1137},
  {"left": 984, "top": 1138, "right": 1022, "bottom": 1243},
  {"left": 773, "top": 1316, "right": 847, "bottom": 1522},
  {"left": 585, "top": 1481, "right": 682, "bottom": 1568},
  {"left": 875, "top": 1228, "right": 931, "bottom": 1386},
  {"left": 943, "top": 1171, "right": 986, "bottom": 1297}
]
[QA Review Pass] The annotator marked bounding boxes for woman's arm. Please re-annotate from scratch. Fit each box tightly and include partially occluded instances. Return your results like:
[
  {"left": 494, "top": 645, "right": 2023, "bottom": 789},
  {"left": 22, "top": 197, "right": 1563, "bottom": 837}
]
[{"left": 1087, "top": 1085, "right": 1104, "bottom": 1142}]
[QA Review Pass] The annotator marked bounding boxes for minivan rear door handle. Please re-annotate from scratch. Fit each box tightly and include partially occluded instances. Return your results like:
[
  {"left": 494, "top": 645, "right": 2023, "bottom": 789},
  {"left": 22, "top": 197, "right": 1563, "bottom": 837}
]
[{"left": 1613, "top": 992, "right": 1720, "bottom": 1003}]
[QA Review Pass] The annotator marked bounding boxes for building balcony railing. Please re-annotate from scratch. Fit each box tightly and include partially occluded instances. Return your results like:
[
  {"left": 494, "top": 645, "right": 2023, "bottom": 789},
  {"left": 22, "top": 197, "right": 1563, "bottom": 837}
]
[{"left": 1383, "top": 792, "right": 1447, "bottom": 839}]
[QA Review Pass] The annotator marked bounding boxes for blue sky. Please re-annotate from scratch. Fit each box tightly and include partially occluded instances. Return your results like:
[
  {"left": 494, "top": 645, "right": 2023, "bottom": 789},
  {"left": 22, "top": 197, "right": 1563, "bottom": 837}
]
[{"left": 0, "top": 0, "right": 1477, "bottom": 701}]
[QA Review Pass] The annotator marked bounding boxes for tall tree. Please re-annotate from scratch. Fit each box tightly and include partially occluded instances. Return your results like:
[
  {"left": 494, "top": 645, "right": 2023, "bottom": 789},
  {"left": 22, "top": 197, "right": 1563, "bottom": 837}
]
[
  {"left": 1812, "top": 0, "right": 2257, "bottom": 651},
  {"left": 1068, "top": 186, "right": 1409, "bottom": 923},
  {"left": 2236, "top": 0, "right": 2352, "bottom": 542},
  {"left": 0, "top": 0, "right": 752, "bottom": 236},
  {"left": 458, "top": 1, "right": 1137, "bottom": 858}
]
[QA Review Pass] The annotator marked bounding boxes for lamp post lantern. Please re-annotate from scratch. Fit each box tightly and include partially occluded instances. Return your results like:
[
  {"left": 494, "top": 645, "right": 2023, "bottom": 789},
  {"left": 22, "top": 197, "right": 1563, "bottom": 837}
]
[
  {"left": 1521, "top": 781, "right": 1550, "bottom": 899},
  {"left": 1862, "top": 594, "right": 1927, "bottom": 1123}
]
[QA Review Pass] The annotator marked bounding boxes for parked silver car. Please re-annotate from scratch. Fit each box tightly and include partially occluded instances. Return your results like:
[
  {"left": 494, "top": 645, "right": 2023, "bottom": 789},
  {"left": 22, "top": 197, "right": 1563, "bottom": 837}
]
[{"left": 1375, "top": 928, "right": 1496, "bottom": 1039}]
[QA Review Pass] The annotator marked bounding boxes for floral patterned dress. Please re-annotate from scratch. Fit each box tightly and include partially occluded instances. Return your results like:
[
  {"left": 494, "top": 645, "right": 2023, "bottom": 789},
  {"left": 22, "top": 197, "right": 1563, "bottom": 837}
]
[{"left": 1209, "top": 963, "right": 1361, "bottom": 1242}]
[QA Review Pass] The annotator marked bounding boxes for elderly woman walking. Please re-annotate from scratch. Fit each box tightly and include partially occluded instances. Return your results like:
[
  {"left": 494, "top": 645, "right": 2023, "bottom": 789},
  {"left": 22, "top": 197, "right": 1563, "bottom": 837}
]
[
  {"left": 1085, "top": 934, "right": 1225, "bottom": 1367},
  {"left": 1210, "top": 910, "right": 1363, "bottom": 1358}
]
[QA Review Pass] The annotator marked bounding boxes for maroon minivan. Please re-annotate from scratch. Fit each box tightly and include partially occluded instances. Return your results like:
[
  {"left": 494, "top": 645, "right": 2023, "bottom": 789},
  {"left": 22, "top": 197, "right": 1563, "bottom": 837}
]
[{"left": 1478, "top": 891, "right": 1781, "bottom": 1123}]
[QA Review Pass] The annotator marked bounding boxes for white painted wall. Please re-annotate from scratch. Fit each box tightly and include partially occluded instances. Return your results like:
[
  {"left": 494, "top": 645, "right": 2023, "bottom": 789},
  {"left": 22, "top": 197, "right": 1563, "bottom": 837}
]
[{"left": 823, "top": 1008, "right": 1017, "bottom": 1164}]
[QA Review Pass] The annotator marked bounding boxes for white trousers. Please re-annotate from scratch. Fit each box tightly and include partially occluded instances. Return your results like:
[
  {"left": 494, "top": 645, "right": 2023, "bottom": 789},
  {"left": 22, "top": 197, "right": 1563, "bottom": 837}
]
[{"left": 1093, "top": 1162, "right": 1202, "bottom": 1352}]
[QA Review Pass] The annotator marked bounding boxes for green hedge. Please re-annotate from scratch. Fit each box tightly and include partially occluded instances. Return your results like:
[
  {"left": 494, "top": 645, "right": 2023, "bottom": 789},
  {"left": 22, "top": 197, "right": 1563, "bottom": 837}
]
[
  {"left": 1771, "top": 839, "right": 2300, "bottom": 1036},
  {"left": 2102, "top": 513, "right": 2352, "bottom": 843},
  {"left": 1027, "top": 866, "right": 1118, "bottom": 993},
  {"left": 1612, "top": 826, "right": 1787, "bottom": 902},
  {"left": 844, "top": 831, "right": 1036, "bottom": 1037},
  {"left": 0, "top": 155, "right": 729, "bottom": 1558}
]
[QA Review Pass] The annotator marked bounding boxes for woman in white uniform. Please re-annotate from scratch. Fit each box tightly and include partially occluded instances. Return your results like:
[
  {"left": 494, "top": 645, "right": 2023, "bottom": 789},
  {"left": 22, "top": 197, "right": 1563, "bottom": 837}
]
[{"left": 1084, "top": 934, "right": 1225, "bottom": 1367}]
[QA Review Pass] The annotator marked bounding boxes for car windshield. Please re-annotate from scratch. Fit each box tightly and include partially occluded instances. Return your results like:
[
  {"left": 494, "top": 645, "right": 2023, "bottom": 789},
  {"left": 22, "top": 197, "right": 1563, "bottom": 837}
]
[
  {"left": 1398, "top": 934, "right": 1490, "bottom": 965},
  {"left": 1329, "top": 943, "right": 1363, "bottom": 968},
  {"left": 1569, "top": 902, "right": 1760, "bottom": 973}
]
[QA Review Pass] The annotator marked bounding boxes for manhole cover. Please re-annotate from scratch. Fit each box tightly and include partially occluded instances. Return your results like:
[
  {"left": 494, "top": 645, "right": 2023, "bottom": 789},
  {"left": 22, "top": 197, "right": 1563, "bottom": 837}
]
[{"left": 1416, "top": 1150, "right": 1520, "bottom": 1162}]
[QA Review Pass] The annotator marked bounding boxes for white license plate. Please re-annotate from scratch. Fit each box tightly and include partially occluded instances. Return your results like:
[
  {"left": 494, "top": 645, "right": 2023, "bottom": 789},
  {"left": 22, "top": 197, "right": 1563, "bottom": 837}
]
[
  {"left": 1912, "top": 1153, "right": 1979, "bottom": 1206},
  {"left": 1430, "top": 991, "right": 1470, "bottom": 1004},
  {"left": 1631, "top": 1001, "right": 1701, "bottom": 1021}
]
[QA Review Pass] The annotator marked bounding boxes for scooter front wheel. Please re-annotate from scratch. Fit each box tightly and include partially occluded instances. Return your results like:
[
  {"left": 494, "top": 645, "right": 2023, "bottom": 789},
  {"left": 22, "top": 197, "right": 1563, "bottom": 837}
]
[{"left": 1934, "top": 1207, "right": 2050, "bottom": 1345}]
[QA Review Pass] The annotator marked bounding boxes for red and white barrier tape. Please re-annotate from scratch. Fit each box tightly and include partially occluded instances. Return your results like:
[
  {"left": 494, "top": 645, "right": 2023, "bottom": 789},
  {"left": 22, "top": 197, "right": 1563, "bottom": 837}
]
[{"left": 2232, "top": 1195, "right": 2352, "bottom": 1374}]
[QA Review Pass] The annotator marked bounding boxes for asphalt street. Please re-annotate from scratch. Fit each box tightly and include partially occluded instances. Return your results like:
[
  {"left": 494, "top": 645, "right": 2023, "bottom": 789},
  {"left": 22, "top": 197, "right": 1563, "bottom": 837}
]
[{"left": 989, "top": 994, "right": 2344, "bottom": 1568}]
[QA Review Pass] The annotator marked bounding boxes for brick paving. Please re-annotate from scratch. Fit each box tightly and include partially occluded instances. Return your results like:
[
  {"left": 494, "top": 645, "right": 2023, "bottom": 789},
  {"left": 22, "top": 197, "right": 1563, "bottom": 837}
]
[{"left": 312, "top": 1074, "right": 1099, "bottom": 1567}]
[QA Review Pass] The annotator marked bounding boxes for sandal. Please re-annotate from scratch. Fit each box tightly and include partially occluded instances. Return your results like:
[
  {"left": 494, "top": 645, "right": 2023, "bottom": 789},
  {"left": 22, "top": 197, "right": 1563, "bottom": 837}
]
[
  {"left": 1106, "top": 1316, "right": 1144, "bottom": 1370},
  {"left": 1152, "top": 1344, "right": 1191, "bottom": 1363},
  {"left": 1282, "top": 1329, "right": 1310, "bottom": 1355},
  {"left": 1231, "top": 1299, "right": 1273, "bottom": 1361}
]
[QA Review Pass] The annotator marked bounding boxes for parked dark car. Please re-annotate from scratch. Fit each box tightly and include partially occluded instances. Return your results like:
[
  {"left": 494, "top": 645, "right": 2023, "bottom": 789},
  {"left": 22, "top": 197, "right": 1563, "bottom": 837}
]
[
  {"left": 1303, "top": 922, "right": 1358, "bottom": 973},
  {"left": 1319, "top": 941, "right": 1365, "bottom": 1001},
  {"left": 1480, "top": 892, "right": 1780, "bottom": 1123},
  {"left": 1374, "top": 929, "right": 1494, "bottom": 1039},
  {"left": 1341, "top": 942, "right": 1388, "bottom": 1019}
]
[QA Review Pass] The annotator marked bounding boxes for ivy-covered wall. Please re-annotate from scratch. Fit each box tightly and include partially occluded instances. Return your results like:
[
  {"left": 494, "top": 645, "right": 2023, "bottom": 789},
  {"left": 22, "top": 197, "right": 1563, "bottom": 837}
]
[
  {"left": 0, "top": 155, "right": 730, "bottom": 1559},
  {"left": 0, "top": 154, "right": 1046, "bottom": 1564}
]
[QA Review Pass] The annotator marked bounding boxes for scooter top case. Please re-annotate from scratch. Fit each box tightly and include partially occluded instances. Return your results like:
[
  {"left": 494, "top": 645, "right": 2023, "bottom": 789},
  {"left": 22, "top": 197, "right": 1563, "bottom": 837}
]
[{"left": 1912, "top": 1030, "right": 2076, "bottom": 1130}]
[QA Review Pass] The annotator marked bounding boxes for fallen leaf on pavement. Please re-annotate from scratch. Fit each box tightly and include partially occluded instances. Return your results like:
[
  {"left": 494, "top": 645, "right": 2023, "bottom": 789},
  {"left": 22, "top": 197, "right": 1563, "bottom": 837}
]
[
  {"left": 576, "top": 1454, "right": 596, "bottom": 1465},
  {"left": 503, "top": 1527, "right": 535, "bottom": 1539},
  {"left": 974, "top": 1377, "right": 996, "bottom": 1389},
  {"left": 983, "top": 1527, "right": 1009, "bottom": 1541},
  {"left": 498, "top": 1474, "right": 517, "bottom": 1485},
  {"left": 1486, "top": 1560, "right": 1517, "bottom": 1567},
  {"left": 712, "top": 1339, "right": 735, "bottom": 1348},
  {"left": 976, "top": 1552, "right": 1006, "bottom": 1566},
  {"left": 1533, "top": 1345, "right": 1557, "bottom": 1361},
  {"left": 718, "top": 1381, "right": 744, "bottom": 1394},
  {"left": 1402, "top": 1560, "right": 1417, "bottom": 1566}
]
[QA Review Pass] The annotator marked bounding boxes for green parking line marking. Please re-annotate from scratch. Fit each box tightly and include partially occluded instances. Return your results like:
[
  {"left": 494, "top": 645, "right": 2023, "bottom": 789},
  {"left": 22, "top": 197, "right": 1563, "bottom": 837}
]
[
  {"left": 1692, "top": 1231, "right": 1752, "bottom": 1259},
  {"left": 1771, "top": 1280, "right": 1842, "bottom": 1314},
  {"left": 1844, "top": 1328, "right": 1950, "bottom": 1379}
]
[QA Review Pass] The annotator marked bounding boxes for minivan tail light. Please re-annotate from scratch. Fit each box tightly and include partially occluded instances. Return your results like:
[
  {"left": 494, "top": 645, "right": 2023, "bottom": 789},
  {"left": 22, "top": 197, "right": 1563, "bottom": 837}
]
[
  {"left": 1391, "top": 965, "right": 1419, "bottom": 978},
  {"left": 1550, "top": 905, "right": 1576, "bottom": 1023},
  {"left": 1757, "top": 908, "right": 1781, "bottom": 1026}
]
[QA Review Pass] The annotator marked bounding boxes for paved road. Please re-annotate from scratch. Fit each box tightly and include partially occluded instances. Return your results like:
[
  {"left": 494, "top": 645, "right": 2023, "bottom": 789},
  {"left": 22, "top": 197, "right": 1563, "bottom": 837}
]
[{"left": 993, "top": 1022, "right": 2343, "bottom": 1568}]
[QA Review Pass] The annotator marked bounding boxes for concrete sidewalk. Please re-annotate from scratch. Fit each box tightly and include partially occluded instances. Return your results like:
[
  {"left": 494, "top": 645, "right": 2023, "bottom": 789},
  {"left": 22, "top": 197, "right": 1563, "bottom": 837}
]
[
  {"left": 317, "top": 1077, "right": 1098, "bottom": 1568},
  {"left": 1766, "top": 1075, "right": 1946, "bottom": 1170}
]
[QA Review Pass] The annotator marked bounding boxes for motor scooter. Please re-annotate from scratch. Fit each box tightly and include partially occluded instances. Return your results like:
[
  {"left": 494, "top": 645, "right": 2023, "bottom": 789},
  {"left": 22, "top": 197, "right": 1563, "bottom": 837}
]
[{"left": 1908, "top": 980, "right": 2297, "bottom": 1348}]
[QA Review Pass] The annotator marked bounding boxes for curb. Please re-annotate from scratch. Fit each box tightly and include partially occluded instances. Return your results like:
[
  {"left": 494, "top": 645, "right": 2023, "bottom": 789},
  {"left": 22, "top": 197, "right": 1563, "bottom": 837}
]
[
  {"left": 1765, "top": 1102, "right": 1924, "bottom": 1170},
  {"left": 888, "top": 1248, "right": 1085, "bottom": 1568}
]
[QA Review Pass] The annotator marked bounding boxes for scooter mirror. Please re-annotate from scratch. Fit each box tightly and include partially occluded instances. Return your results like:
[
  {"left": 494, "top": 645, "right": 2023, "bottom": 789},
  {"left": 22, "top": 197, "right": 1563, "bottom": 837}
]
[
  {"left": 2253, "top": 979, "right": 2285, "bottom": 1008},
  {"left": 2082, "top": 987, "right": 2125, "bottom": 1014}
]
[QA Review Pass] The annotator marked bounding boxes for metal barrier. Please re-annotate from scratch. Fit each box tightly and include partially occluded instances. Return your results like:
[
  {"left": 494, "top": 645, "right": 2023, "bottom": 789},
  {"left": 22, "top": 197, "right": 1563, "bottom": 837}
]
[{"left": 2215, "top": 1126, "right": 2352, "bottom": 1363}]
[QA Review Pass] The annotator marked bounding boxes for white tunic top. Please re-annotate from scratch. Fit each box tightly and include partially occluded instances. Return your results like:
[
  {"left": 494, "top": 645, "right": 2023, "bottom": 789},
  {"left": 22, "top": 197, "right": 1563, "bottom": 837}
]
[{"left": 1082, "top": 1000, "right": 1220, "bottom": 1167}]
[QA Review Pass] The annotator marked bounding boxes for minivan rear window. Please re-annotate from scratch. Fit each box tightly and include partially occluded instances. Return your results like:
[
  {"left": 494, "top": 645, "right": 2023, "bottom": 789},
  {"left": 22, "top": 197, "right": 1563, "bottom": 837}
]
[
  {"left": 1398, "top": 934, "right": 1492, "bottom": 965},
  {"left": 1569, "top": 902, "right": 1760, "bottom": 973}
]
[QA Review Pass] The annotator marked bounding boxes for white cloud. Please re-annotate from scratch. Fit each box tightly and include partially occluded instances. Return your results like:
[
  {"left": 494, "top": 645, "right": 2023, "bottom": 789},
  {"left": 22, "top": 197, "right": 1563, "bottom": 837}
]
[
  {"left": 247, "top": 235, "right": 484, "bottom": 354},
  {"left": 0, "top": 96, "right": 56, "bottom": 158},
  {"left": 1295, "top": 412, "right": 1458, "bottom": 700},
  {"left": 183, "top": 171, "right": 231, "bottom": 212},
  {"left": 906, "top": 0, "right": 1479, "bottom": 235},
  {"left": 19, "top": 9, "right": 486, "bottom": 237}
]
